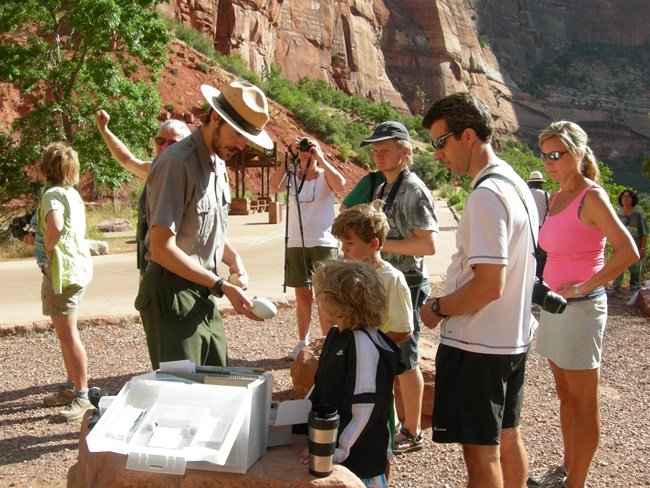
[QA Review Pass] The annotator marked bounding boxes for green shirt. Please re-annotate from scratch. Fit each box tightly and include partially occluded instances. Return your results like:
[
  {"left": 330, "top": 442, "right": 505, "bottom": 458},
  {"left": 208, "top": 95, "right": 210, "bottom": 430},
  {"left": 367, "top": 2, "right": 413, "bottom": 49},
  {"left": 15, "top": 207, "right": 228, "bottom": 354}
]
[
  {"left": 617, "top": 208, "right": 649, "bottom": 250},
  {"left": 38, "top": 186, "right": 93, "bottom": 293},
  {"left": 342, "top": 172, "right": 385, "bottom": 208}
]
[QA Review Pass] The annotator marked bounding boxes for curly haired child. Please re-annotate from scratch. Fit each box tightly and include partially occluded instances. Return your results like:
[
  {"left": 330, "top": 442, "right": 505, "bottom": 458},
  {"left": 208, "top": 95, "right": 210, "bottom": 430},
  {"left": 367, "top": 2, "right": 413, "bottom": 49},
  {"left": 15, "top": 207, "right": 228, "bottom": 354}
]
[{"left": 300, "top": 260, "right": 403, "bottom": 488}]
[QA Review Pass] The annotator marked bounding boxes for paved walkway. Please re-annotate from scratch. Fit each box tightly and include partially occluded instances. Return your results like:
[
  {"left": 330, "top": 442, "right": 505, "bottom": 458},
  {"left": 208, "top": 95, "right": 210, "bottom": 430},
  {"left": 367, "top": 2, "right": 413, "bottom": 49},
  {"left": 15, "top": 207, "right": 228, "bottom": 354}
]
[{"left": 0, "top": 200, "right": 457, "bottom": 329}]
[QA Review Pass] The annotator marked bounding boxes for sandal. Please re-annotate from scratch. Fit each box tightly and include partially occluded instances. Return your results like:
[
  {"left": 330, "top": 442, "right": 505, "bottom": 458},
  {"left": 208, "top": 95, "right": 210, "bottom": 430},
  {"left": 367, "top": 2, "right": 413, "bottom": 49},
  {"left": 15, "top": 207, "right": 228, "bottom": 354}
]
[{"left": 393, "top": 427, "right": 424, "bottom": 454}]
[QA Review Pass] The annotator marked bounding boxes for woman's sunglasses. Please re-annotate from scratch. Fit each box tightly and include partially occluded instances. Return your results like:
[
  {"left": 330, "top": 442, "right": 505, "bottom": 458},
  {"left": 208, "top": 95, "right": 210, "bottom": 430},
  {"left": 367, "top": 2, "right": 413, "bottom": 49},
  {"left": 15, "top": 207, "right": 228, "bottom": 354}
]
[{"left": 540, "top": 151, "right": 568, "bottom": 161}]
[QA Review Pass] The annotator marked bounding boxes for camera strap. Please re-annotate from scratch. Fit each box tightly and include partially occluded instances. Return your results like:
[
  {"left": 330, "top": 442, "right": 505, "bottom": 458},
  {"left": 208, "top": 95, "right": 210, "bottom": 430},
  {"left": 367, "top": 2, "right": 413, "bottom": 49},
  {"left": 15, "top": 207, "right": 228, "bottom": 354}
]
[
  {"left": 285, "top": 151, "right": 311, "bottom": 195},
  {"left": 473, "top": 172, "right": 540, "bottom": 259},
  {"left": 296, "top": 157, "right": 312, "bottom": 194},
  {"left": 377, "top": 169, "right": 407, "bottom": 213}
]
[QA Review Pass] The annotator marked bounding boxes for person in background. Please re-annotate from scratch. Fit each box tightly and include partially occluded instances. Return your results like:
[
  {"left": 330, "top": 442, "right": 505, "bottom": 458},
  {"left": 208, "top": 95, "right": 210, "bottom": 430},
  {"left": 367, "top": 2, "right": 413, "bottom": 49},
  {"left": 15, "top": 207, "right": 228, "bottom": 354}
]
[
  {"left": 527, "top": 170, "right": 549, "bottom": 229},
  {"left": 362, "top": 120, "right": 438, "bottom": 455},
  {"left": 420, "top": 93, "right": 537, "bottom": 487},
  {"left": 269, "top": 137, "right": 346, "bottom": 360},
  {"left": 95, "top": 109, "right": 191, "bottom": 179},
  {"left": 611, "top": 189, "right": 648, "bottom": 294},
  {"left": 339, "top": 166, "right": 385, "bottom": 212},
  {"left": 300, "top": 259, "right": 403, "bottom": 488},
  {"left": 527, "top": 170, "right": 550, "bottom": 278},
  {"left": 37, "top": 142, "right": 94, "bottom": 421},
  {"left": 95, "top": 110, "right": 191, "bottom": 275},
  {"left": 135, "top": 81, "right": 267, "bottom": 370},
  {"left": 530, "top": 121, "right": 638, "bottom": 488}
]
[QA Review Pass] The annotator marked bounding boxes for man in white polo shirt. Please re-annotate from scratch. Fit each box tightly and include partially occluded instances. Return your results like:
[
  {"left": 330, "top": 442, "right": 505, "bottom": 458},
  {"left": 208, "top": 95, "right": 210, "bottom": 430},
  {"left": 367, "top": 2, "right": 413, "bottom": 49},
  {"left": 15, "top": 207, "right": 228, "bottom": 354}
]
[{"left": 420, "top": 93, "right": 538, "bottom": 487}]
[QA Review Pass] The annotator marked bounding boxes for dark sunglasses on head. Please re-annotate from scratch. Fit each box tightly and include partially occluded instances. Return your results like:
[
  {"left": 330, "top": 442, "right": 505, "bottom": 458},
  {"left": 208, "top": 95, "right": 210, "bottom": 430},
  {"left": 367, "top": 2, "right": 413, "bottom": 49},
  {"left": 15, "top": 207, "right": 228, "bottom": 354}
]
[
  {"left": 431, "top": 131, "right": 454, "bottom": 150},
  {"left": 540, "top": 150, "right": 568, "bottom": 161},
  {"left": 154, "top": 137, "right": 177, "bottom": 146}
]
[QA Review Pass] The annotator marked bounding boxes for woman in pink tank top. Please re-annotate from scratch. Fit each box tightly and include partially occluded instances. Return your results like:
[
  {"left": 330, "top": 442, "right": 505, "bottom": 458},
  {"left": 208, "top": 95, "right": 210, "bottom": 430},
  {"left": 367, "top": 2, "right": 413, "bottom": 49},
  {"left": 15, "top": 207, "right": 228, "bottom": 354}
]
[{"left": 529, "top": 121, "right": 638, "bottom": 488}]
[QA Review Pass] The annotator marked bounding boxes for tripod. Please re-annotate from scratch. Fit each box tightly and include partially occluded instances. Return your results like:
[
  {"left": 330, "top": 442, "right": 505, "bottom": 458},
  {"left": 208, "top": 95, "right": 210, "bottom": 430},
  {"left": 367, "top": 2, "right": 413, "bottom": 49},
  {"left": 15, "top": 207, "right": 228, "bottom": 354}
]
[{"left": 282, "top": 150, "right": 312, "bottom": 293}]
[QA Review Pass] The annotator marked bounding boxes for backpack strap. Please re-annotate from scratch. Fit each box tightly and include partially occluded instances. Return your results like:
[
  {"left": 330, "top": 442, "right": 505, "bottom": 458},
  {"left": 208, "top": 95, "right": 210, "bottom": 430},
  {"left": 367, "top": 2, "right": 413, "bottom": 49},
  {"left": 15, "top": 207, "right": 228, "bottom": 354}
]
[{"left": 473, "top": 172, "right": 540, "bottom": 266}]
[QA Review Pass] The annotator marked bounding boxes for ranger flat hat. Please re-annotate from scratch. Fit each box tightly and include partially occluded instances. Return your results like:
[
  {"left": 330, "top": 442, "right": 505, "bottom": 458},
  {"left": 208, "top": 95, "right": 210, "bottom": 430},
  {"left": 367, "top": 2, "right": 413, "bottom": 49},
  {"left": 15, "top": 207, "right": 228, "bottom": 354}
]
[{"left": 201, "top": 81, "right": 273, "bottom": 150}]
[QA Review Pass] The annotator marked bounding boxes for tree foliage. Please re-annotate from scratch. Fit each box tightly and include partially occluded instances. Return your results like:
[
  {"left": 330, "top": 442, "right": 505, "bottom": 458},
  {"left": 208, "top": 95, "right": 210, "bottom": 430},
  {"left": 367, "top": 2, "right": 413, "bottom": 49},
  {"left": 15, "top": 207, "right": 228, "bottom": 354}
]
[{"left": 0, "top": 0, "right": 172, "bottom": 205}]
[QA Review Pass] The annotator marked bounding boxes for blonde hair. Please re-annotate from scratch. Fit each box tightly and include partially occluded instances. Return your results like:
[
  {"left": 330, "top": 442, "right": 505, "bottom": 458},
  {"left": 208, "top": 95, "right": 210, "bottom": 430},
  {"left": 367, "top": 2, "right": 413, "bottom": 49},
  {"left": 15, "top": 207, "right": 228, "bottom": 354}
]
[
  {"left": 397, "top": 138, "right": 413, "bottom": 166},
  {"left": 39, "top": 142, "right": 80, "bottom": 188},
  {"left": 538, "top": 121, "right": 600, "bottom": 183},
  {"left": 331, "top": 200, "right": 389, "bottom": 247},
  {"left": 312, "top": 260, "right": 385, "bottom": 331}
]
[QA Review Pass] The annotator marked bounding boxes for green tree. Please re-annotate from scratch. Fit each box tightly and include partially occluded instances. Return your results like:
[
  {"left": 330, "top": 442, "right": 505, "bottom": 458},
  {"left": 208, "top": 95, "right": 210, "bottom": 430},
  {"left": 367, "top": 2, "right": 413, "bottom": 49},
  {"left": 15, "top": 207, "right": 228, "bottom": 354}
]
[
  {"left": 410, "top": 151, "right": 452, "bottom": 189},
  {"left": 0, "top": 0, "right": 172, "bottom": 205}
]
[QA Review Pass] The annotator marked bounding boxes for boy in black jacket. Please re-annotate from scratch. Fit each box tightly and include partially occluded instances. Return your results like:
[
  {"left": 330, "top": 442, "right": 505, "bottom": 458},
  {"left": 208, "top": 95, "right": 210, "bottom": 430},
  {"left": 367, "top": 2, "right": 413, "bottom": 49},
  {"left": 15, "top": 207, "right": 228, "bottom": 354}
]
[{"left": 300, "top": 260, "right": 403, "bottom": 487}]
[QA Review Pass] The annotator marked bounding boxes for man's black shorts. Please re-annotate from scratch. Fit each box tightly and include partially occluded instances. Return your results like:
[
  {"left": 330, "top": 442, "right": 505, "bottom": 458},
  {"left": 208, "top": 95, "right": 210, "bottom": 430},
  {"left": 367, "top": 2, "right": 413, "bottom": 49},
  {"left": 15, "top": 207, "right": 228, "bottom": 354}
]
[{"left": 431, "top": 343, "right": 528, "bottom": 445}]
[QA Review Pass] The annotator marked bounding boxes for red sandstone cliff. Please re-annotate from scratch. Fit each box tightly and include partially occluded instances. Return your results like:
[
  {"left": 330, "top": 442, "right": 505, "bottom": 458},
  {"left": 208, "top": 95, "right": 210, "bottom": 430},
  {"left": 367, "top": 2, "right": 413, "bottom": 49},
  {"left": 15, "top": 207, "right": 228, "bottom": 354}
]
[{"left": 168, "top": 0, "right": 650, "bottom": 176}]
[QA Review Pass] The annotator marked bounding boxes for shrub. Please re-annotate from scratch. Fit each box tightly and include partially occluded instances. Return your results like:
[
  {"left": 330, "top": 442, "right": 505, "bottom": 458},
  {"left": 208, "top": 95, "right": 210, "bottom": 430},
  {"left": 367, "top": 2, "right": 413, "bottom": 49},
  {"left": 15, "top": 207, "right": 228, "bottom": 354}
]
[
  {"left": 448, "top": 190, "right": 468, "bottom": 206},
  {"left": 196, "top": 61, "right": 209, "bottom": 74},
  {"left": 215, "top": 53, "right": 260, "bottom": 85},
  {"left": 165, "top": 18, "right": 215, "bottom": 58}
]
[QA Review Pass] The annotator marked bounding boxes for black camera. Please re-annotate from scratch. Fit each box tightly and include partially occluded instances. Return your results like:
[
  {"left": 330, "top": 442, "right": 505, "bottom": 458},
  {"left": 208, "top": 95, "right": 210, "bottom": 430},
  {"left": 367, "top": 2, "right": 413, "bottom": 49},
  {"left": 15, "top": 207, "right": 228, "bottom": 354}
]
[
  {"left": 532, "top": 278, "right": 567, "bottom": 314},
  {"left": 299, "top": 138, "right": 311, "bottom": 152}
]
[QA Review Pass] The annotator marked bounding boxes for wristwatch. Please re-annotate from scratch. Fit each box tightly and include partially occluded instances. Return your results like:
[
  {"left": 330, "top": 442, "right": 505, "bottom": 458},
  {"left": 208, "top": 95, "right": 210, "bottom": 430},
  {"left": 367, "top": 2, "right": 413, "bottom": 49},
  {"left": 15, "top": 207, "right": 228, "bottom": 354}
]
[
  {"left": 209, "top": 277, "right": 226, "bottom": 298},
  {"left": 430, "top": 297, "right": 448, "bottom": 318}
]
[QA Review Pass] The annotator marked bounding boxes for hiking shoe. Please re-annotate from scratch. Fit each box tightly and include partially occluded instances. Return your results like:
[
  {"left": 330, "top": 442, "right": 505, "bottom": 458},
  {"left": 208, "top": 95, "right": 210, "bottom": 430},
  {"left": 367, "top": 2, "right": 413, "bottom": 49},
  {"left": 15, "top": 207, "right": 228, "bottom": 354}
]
[
  {"left": 43, "top": 385, "right": 74, "bottom": 407},
  {"left": 545, "top": 480, "right": 569, "bottom": 488},
  {"left": 393, "top": 427, "right": 424, "bottom": 454},
  {"left": 288, "top": 341, "right": 307, "bottom": 361},
  {"left": 527, "top": 464, "right": 568, "bottom": 487},
  {"left": 57, "top": 397, "right": 94, "bottom": 421}
]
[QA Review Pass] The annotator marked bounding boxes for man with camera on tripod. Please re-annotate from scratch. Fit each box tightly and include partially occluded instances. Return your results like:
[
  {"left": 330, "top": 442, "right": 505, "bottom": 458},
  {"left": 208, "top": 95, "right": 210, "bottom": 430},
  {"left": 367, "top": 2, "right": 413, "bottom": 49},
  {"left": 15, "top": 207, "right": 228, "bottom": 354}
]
[{"left": 270, "top": 137, "right": 345, "bottom": 360}]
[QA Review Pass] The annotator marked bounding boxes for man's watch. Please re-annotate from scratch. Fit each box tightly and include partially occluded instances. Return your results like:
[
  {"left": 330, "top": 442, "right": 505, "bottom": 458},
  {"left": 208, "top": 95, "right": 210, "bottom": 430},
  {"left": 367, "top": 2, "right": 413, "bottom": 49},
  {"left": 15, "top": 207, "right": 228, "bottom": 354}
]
[
  {"left": 430, "top": 297, "right": 448, "bottom": 318},
  {"left": 209, "top": 277, "right": 226, "bottom": 298}
]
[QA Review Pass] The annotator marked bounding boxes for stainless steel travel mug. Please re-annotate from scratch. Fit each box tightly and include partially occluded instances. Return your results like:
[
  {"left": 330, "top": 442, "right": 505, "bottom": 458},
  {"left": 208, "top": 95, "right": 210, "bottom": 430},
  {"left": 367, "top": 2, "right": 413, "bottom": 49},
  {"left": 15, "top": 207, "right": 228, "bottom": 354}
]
[{"left": 308, "top": 404, "right": 340, "bottom": 477}]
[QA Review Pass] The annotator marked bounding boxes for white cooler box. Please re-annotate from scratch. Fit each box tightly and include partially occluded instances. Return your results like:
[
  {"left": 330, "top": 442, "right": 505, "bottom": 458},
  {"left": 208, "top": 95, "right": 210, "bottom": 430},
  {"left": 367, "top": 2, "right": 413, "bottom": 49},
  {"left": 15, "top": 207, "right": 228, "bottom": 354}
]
[{"left": 86, "top": 367, "right": 272, "bottom": 475}]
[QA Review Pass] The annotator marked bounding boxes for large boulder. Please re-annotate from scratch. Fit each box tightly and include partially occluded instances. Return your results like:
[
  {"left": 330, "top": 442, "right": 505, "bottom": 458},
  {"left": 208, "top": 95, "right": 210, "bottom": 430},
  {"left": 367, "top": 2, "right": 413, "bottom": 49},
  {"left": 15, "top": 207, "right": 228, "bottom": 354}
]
[
  {"left": 95, "top": 218, "right": 132, "bottom": 233},
  {"left": 68, "top": 412, "right": 364, "bottom": 487},
  {"left": 86, "top": 239, "right": 109, "bottom": 256},
  {"left": 290, "top": 337, "right": 437, "bottom": 420}
]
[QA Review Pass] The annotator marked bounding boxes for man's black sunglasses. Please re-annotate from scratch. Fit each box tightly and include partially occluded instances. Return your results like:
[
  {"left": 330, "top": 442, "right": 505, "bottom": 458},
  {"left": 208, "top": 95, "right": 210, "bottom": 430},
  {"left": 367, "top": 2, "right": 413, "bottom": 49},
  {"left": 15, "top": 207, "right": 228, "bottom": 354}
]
[{"left": 431, "top": 132, "right": 454, "bottom": 150}]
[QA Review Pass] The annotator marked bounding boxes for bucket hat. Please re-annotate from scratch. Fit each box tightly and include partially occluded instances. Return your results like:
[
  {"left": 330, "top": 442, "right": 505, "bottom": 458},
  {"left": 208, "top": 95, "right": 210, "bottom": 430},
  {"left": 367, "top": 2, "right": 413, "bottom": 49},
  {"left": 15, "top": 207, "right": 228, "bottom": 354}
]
[
  {"left": 201, "top": 81, "right": 273, "bottom": 150},
  {"left": 527, "top": 171, "right": 545, "bottom": 183}
]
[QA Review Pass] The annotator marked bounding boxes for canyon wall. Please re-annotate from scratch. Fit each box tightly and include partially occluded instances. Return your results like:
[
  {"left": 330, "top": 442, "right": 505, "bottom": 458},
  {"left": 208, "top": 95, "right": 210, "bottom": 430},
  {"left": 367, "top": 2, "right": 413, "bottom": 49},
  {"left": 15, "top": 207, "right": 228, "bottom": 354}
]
[{"left": 170, "top": 0, "right": 650, "bottom": 171}]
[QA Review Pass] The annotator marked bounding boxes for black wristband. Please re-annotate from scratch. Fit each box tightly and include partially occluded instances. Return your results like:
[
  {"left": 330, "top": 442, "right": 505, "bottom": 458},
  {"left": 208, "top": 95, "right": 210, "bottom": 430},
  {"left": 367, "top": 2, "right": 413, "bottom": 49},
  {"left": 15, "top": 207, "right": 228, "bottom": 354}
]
[{"left": 209, "top": 277, "right": 226, "bottom": 298}]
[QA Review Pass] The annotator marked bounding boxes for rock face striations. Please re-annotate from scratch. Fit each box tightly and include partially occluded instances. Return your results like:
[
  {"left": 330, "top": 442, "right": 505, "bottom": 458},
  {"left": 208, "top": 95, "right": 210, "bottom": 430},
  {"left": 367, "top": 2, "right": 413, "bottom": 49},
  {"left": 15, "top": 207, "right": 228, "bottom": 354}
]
[{"left": 171, "top": 0, "right": 650, "bottom": 175}]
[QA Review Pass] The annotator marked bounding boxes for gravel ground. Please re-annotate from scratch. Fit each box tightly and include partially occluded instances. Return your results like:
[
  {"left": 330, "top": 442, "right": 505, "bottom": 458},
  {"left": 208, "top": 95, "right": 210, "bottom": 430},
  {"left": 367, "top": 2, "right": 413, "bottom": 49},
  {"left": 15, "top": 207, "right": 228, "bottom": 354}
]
[{"left": 0, "top": 286, "right": 648, "bottom": 487}]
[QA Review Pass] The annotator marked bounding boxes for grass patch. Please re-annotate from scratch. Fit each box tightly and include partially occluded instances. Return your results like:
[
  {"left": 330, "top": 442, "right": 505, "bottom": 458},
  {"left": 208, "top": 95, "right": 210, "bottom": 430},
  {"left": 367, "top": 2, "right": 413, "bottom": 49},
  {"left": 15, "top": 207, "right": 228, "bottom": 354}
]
[
  {"left": 85, "top": 203, "right": 137, "bottom": 239},
  {"left": 0, "top": 236, "right": 35, "bottom": 260},
  {"left": 0, "top": 203, "right": 139, "bottom": 261}
]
